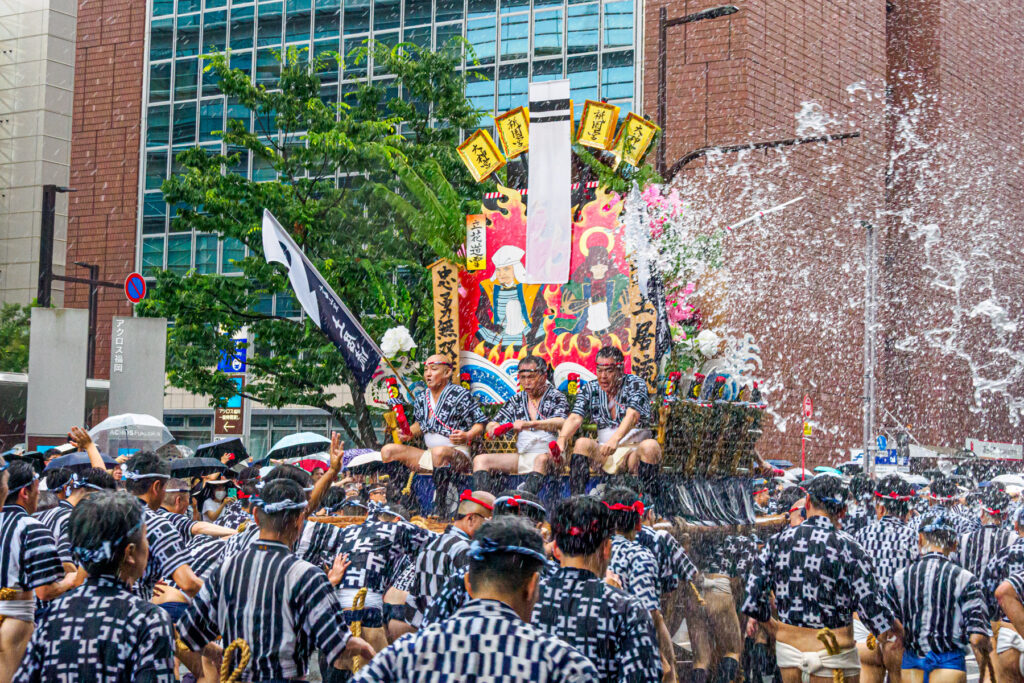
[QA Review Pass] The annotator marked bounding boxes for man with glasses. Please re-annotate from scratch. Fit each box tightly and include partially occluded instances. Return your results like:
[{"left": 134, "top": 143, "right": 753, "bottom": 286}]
[
  {"left": 556, "top": 346, "right": 661, "bottom": 496},
  {"left": 381, "top": 353, "right": 488, "bottom": 515},
  {"left": 472, "top": 355, "right": 569, "bottom": 495}
]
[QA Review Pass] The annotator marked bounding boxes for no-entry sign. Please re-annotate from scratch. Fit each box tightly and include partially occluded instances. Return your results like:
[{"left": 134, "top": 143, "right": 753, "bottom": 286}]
[
  {"left": 125, "top": 272, "right": 146, "bottom": 303},
  {"left": 802, "top": 395, "right": 813, "bottom": 419}
]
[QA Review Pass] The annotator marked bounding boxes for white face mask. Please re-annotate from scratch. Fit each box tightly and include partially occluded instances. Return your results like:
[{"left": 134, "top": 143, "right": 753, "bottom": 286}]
[{"left": 213, "top": 490, "right": 226, "bottom": 502}]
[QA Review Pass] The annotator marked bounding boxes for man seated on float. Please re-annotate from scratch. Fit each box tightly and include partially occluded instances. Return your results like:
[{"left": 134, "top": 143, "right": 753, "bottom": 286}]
[
  {"left": 555, "top": 345, "right": 661, "bottom": 496},
  {"left": 473, "top": 355, "right": 569, "bottom": 495},
  {"left": 381, "top": 353, "right": 487, "bottom": 514}
]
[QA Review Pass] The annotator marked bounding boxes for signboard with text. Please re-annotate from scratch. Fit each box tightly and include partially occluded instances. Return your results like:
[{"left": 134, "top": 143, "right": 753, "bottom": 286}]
[
  {"left": 214, "top": 376, "right": 244, "bottom": 435},
  {"left": 966, "top": 438, "right": 1024, "bottom": 460}
]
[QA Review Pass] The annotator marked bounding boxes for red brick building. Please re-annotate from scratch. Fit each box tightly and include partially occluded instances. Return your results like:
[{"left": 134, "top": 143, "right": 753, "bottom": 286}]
[
  {"left": 58, "top": 0, "right": 1023, "bottom": 460},
  {"left": 642, "top": 0, "right": 1023, "bottom": 462}
]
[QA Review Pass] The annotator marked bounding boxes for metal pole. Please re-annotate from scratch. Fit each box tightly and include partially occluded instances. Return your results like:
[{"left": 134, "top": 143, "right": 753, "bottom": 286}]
[
  {"left": 86, "top": 264, "right": 99, "bottom": 378},
  {"left": 862, "top": 221, "right": 876, "bottom": 477},
  {"left": 37, "top": 185, "right": 56, "bottom": 307}
]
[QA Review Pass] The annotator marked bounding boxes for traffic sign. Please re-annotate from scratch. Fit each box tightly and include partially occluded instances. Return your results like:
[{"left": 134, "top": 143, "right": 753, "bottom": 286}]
[
  {"left": 802, "top": 395, "right": 813, "bottom": 419},
  {"left": 124, "top": 272, "right": 146, "bottom": 303},
  {"left": 876, "top": 434, "right": 888, "bottom": 451},
  {"left": 803, "top": 421, "right": 812, "bottom": 436}
]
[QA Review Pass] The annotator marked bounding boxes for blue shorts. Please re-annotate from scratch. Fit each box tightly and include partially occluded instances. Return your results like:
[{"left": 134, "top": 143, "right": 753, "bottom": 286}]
[
  {"left": 341, "top": 606, "right": 384, "bottom": 629},
  {"left": 158, "top": 600, "right": 188, "bottom": 623},
  {"left": 902, "top": 650, "right": 966, "bottom": 677}
]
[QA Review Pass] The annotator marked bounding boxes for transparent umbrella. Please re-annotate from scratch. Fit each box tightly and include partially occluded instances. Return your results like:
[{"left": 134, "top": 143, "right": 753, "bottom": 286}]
[{"left": 89, "top": 413, "right": 173, "bottom": 458}]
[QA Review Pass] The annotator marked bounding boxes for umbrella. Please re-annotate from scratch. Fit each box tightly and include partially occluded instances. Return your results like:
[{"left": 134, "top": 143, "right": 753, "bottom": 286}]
[
  {"left": 265, "top": 432, "right": 331, "bottom": 461},
  {"left": 44, "top": 451, "right": 117, "bottom": 471},
  {"left": 784, "top": 467, "right": 815, "bottom": 481},
  {"left": 814, "top": 466, "right": 843, "bottom": 475},
  {"left": 768, "top": 459, "right": 795, "bottom": 470},
  {"left": 7, "top": 451, "right": 47, "bottom": 474},
  {"left": 294, "top": 458, "right": 331, "bottom": 474},
  {"left": 284, "top": 452, "right": 329, "bottom": 468},
  {"left": 345, "top": 450, "right": 383, "bottom": 471},
  {"left": 195, "top": 437, "right": 249, "bottom": 464},
  {"left": 89, "top": 414, "right": 173, "bottom": 458},
  {"left": 170, "top": 457, "right": 227, "bottom": 479}
]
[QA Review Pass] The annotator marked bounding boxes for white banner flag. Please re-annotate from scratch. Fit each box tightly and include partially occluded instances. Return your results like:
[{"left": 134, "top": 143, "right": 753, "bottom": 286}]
[{"left": 525, "top": 79, "right": 572, "bottom": 284}]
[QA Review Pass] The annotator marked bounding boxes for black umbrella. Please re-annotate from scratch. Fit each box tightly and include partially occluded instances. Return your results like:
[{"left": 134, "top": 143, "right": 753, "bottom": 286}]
[
  {"left": 8, "top": 451, "right": 47, "bottom": 475},
  {"left": 44, "top": 451, "right": 118, "bottom": 471},
  {"left": 194, "top": 437, "right": 248, "bottom": 464},
  {"left": 170, "top": 457, "right": 227, "bottom": 479}
]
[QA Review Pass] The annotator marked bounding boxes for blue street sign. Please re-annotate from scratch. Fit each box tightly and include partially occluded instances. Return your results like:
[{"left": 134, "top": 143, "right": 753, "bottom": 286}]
[
  {"left": 876, "top": 434, "right": 888, "bottom": 451},
  {"left": 217, "top": 337, "right": 247, "bottom": 374},
  {"left": 226, "top": 376, "right": 243, "bottom": 409}
]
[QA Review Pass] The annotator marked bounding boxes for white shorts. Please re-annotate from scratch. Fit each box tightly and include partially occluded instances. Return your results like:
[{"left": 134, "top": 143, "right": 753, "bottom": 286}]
[
  {"left": 597, "top": 428, "right": 653, "bottom": 474},
  {"left": 517, "top": 451, "right": 548, "bottom": 474},
  {"left": 776, "top": 641, "right": 860, "bottom": 683},
  {"left": 997, "top": 624, "right": 1024, "bottom": 654},
  {"left": 0, "top": 598, "right": 36, "bottom": 624},
  {"left": 337, "top": 588, "right": 384, "bottom": 611},
  {"left": 701, "top": 576, "right": 733, "bottom": 595},
  {"left": 417, "top": 442, "right": 471, "bottom": 471},
  {"left": 853, "top": 617, "right": 871, "bottom": 644}
]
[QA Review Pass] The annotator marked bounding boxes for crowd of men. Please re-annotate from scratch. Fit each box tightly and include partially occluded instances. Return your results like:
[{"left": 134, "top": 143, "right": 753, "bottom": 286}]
[{"left": 5, "top": 345, "right": 1024, "bottom": 682}]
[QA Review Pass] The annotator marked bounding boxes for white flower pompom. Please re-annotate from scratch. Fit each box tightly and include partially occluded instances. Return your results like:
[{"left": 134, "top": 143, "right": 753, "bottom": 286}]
[
  {"left": 696, "top": 329, "right": 722, "bottom": 358},
  {"left": 380, "top": 326, "right": 417, "bottom": 358}
]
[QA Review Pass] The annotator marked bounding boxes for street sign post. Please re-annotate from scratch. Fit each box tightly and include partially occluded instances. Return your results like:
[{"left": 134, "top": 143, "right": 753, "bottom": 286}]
[
  {"left": 125, "top": 272, "right": 146, "bottom": 304},
  {"left": 876, "top": 434, "right": 887, "bottom": 452},
  {"left": 803, "top": 395, "right": 813, "bottom": 419}
]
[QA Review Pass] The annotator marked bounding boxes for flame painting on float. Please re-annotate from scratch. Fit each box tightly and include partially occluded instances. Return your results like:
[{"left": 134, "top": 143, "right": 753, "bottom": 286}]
[{"left": 454, "top": 184, "right": 657, "bottom": 403}]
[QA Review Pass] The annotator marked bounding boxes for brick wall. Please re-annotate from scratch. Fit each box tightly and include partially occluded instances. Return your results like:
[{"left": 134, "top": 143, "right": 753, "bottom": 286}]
[
  {"left": 642, "top": 0, "right": 888, "bottom": 462},
  {"left": 65, "top": 0, "right": 146, "bottom": 379}
]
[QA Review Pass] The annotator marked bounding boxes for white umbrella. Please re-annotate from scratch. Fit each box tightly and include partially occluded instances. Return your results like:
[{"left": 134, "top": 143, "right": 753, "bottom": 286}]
[
  {"left": 266, "top": 432, "right": 331, "bottom": 461},
  {"left": 991, "top": 474, "right": 1024, "bottom": 487},
  {"left": 89, "top": 413, "right": 173, "bottom": 457},
  {"left": 784, "top": 467, "right": 815, "bottom": 481},
  {"left": 895, "top": 472, "right": 929, "bottom": 486},
  {"left": 346, "top": 451, "right": 382, "bottom": 469}
]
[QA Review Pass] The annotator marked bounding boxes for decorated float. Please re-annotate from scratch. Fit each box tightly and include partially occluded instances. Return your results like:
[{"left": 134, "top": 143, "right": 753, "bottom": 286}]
[{"left": 362, "top": 82, "right": 777, "bottom": 524}]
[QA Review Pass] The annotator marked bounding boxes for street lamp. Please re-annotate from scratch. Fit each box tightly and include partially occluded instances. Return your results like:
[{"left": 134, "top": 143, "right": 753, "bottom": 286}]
[
  {"left": 656, "top": 4, "right": 740, "bottom": 175},
  {"left": 36, "top": 185, "right": 76, "bottom": 307},
  {"left": 74, "top": 261, "right": 101, "bottom": 377}
]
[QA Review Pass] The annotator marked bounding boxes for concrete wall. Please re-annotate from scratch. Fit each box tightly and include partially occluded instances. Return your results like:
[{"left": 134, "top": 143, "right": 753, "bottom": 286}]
[{"left": 0, "top": 0, "right": 78, "bottom": 306}]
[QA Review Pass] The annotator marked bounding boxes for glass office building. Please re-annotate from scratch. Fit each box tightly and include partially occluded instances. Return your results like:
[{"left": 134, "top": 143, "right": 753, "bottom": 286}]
[{"left": 139, "top": 0, "right": 639, "bottom": 277}]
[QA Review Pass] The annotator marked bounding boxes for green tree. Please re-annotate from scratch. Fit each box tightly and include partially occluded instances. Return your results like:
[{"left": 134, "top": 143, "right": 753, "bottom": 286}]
[
  {"left": 0, "top": 302, "right": 32, "bottom": 373},
  {"left": 138, "top": 42, "right": 486, "bottom": 448}
]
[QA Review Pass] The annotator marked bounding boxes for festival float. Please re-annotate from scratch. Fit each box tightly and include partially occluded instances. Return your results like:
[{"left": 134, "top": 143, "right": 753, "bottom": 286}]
[{"left": 361, "top": 82, "right": 778, "bottom": 525}]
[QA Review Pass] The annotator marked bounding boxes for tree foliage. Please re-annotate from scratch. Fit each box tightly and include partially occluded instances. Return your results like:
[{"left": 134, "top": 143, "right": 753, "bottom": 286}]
[
  {"left": 138, "top": 42, "right": 484, "bottom": 448},
  {"left": 0, "top": 302, "right": 32, "bottom": 373}
]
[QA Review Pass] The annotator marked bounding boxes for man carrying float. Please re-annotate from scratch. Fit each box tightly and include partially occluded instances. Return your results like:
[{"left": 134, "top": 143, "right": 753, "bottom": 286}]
[
  {"left": 556, "top": 346, "right": 663, "bottom": 496},
  {"left": 472, "top": 354, "right": 569, "bottom": 495},
  {"left": 381, "top": 353, "right": 488, "bottom": 515}
]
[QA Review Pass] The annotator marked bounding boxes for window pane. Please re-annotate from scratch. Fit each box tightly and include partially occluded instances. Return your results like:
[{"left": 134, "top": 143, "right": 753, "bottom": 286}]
[
  {"left": 167, "top": 234, "right": 193, "bottom": 274},
  {"left": 286, "top": 0, "right": 312, "bottom": 42},
  {"left": 500, "top": 0, "right": 527, "bottom": 12},
  {"left": 142, "top": 237, "right": 165, "bottom": 275},
  {"left": 227, "top": 144, "right": 250, "bottom": 177},
  {"left": 143, "top": 192, "right": 167, "bottom": 236},
  {"left": 203, "top": 10, "right": 227, "bottom": 52},
  {"left": 344, "top": 0, "right": 370, "bottom": 34},
  {"left": 532, "top": 57, "right": 562, "bottom": 80},
  {"left": 372, "top": 32, "right": 398, "bottom": 75},
  {"left": 253, "top": 154, "right": 276, "bottom": 181},
  {"left": 227, "top": 98, "right": 251, "bottom": 131},
  {"left": 533, "top": 9, "right": 562, "bottom": 57},
  {"left": 275, "top": 293, "right": 299, "bottom": 317},
  {"left": 314, "top": 0, "right": 340, "bottom": 37},
  {"left": 146, "top": 151, "right": 168, "bottom": 191},
  {"left": 173, "top": 101, "right": 197, "bottom": 143},
  {"left": 147, "top": 105, "right": 170, "bottom": 146},
  {"left": 567, "top": 54, "right": 598, "bottom": 101},
  {"left": 403, "top": 0, "right": 430, "bottom": 26},
  {"left": 603, "top": 0, "right": 632, "bottom": 49},
  {"left": 256, "top": 48, "right": 280, "bottom": 86},
  {"left": 230, "top": 5, "right": 255, "bottom": 49},
  {"left": 435, "top": 22, "right": 461, "bottom": 51},
  {"left": 153, "top": 0, "right": 174, "bottom": 16},
  {"left": 222, "top": 238, "right": 246, "bottom": 273},
  {"left": 175, "top": 58, "right": 199, "bottom": 100},
  {"left": 314, "top": 39, "right": 340, "bottom": 81},
  {"left": 199, "top": 99, "right": 224, "bottom": 141},
  {"left": 195, "top": 234, "right": 218, "bottom": 274},
  {"left": 151, "top": 18, "right": 174, "bottom": 61},
  {"left": 373, "top": 0, "right": 400, "bottom": 31},
  {"left": 466, "top": 67, "right": 493, "bottom": 113},
  {"left": 176, "top": 13, "right": 200, "bottom": 57},
  {"left": 567, "top": 3, "right": 598, "bottom": 54},
  {"left": 499, "top": 13, "right": 527, "bottom": 61},
  {"left": 343, "top": 37, "right": 367, "bottom": 78},
  {"left": 258, "top": 2, "right": 283, "bottom": 47},
  {"left": 202, "top": 58, "right": 222, "bottom": 96},
  {"left": 601, "top": 50, "right": 632, "bottom": 100},
  {"left": 230, "top": 51, "right": 253, "bottom": 81},
  {"left": 466, "top": 17, "right": 494, "bottom": 64},
  {"left": 404, "top": 25, "right": 430, "bottom": 49},
  {"left": 435, "top": 0, "right": 462, "bottom": 23},
  {"left": 206, "top": 0, "right": 227, "bottom": 8},
  {"left": 467, "top": 0, "right": 493, "bottom": 16},
  {"left": 496, "top": 62, "right": 526, "bottom": 111},
  {"left": 150, "top": 62, "right": 171, "bottom": 102},
  {"left": 178, "top": 0, "right": 201, "bottom": 12}
]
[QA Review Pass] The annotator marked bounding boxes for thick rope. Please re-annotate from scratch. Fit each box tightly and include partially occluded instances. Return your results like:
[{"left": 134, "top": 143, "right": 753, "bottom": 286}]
[
  {"left": 865, "top": 634, "right": 877, "bottom": 651},
  {"left": 219, "top": 638, "right": 252, "bottom": 683},
  {"left": 689, "top": 581, "right": 706, "bottom": 606},
  {"left": 0, "top": 587, "right": 17, "bottom": 626},
  {"left": 816, "top": 627, "right": 844, "bottom": 683},
  {"left": 348, "top": 588, "right": 369, "bottom": 671}
]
